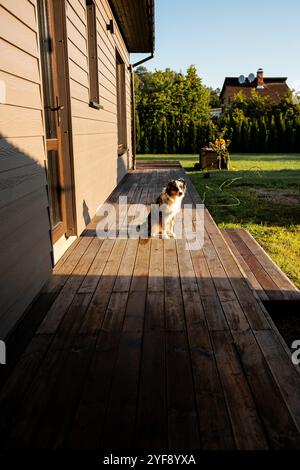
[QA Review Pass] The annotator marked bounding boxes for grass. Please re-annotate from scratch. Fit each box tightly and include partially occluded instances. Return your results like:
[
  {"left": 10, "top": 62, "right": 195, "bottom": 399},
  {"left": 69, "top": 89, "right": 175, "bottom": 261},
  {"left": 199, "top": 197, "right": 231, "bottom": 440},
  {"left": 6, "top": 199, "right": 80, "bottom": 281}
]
[{"left": 137, "top": 153, "right": 300, "bottom": 288}]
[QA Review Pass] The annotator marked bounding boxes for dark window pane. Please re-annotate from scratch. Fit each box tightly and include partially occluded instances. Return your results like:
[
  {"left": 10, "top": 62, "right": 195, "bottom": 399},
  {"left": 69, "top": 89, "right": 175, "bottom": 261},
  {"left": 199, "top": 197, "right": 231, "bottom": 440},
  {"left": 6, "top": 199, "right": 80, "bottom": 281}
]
[
  {"left": 116, "top": 53, "right": 127, "bottom": 154},
  {"left": 47, "top": 150, "right": 62, "bottom": 228},
  {"left": 37, "top": 0, "right": 57, "bottom": 139},
  {"left": 86, "top": 0, "right": 99, "bottom": 105}
]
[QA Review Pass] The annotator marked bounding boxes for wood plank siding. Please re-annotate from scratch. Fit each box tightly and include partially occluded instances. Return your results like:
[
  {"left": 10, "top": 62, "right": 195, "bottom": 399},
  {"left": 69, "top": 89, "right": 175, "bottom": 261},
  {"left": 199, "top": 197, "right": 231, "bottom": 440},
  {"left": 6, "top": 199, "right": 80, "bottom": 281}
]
[
  {"left": 66, "top": 0, "right": 133, "bottom": 235},
  {"left": 0, "top": 0, "right": 53, "bottom": 338},
  {"left": 0, "top": 0, "right": 134, "bottom": 338}
]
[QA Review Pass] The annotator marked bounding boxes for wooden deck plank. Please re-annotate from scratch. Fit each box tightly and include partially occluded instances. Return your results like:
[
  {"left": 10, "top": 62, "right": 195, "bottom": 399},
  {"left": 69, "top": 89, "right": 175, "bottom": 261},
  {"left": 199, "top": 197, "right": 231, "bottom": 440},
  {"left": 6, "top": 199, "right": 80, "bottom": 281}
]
[
  {"left": 255, "top": 329, "right": 300, "bottom": 431},
  {"left": 68, "top": 296, "right": 129, "bottom": 449},
  {"left": 2, "top": 335, "right": 77, "bottom": 449},
  {"left": 45, "top": 188, "right": 146, "bottom": 448},
  {"left": 164, "top": 239, "right": 200, "bottom": 450},
  {"left": 0, "top": 334, "right": 52, "bottom": 439},
  {"left": 3, "top": 237, "right": 128, "bottom": 449},
  {"left": 187, "top": 241, "right": 300, "bottom": 448},
  {"left": 100, "top": 239, "right": 151, "bottom": 450},
  {"left": 232, "top": 328, "right": 300, "bottom": 449},
  {"left": 176, "top": 236, "right": 270, "bottom": 450},
  {"left": 180, "top": 168, "right": 299, "bottom": 448},
  {"left": 182, "top": 183, "right": 271, "bottom": 329},
  {"left": 43, "top": 235, "right": 93, "bottom": 295},
  {"left": 69, "top": 188, "right": 146, "bottom": 449},
  {"left": 229, "top": 228, "right": 300, "bottom": 301},
  {"left": 224, "top": 229, "right": 285, "bottom": 301},
  {"left": 48, "top": 170, "right": 131, "bottom": 281},
  {"left": 222, "top": 229, "right": 269, "bottom": 302},
  {"left": 1, "top": 161, "right": 300, "bottom": 451},
  {"left": 189, "top": 247, "right": 229, "bottom": 332},
  {"left": 26, "top": 328, "right": 93, "bottom": 449},
  {"left": 135, "top": 327, "right": 166, "bottom": 449},
  {"left": 68, "top": 237, "right": 138, "bottom": 448},
  {"left": 37, "top": 236, "right": 104, "bottom": 335},
  {"left": 162, "top": 171, "right": 203, "bottom": 448},
  {"left": 175, "top": 239, "right": 235, "bottom": 450},
  {"left": 204, "top": 219, "right": 271, "bottom": 331},
  {"left": 1, "top": 177, "right": 145, "bottom": 449},
  {"left": 202, "top": 232, "right": 251, "bottom": 333},
  {"left": 238, "top": 229, "right": 299, "bottom": 295},
  {"left": 135, "top": 238, "right": 166, "bottom": 449},
  {"left": 38, "top": 175, "right": 143, "bottom": 336},
  {"left": 210, "top": 330, "right": 268, "bottom": 450},
  {"left": 182, "top": 170, "right": 300, "bottom": 436}
]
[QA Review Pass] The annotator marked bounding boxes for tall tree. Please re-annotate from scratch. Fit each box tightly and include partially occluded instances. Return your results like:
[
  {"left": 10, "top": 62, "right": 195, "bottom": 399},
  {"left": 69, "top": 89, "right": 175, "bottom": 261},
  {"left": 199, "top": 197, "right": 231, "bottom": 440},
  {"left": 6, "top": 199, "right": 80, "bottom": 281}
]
[
  {"left": 135, "top": 66, "right": 300, "bottom": 154},
  {"left": 135, "top": 65, "right": 211, "bottom": 154}
]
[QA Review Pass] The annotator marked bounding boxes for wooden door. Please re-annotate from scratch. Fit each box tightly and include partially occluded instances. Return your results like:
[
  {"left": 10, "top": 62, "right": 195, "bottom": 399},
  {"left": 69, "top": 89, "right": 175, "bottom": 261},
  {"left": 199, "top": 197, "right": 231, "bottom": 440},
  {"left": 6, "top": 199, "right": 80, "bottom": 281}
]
[{"left": 37, "top": 0, "right": 75, "bottom": 243}]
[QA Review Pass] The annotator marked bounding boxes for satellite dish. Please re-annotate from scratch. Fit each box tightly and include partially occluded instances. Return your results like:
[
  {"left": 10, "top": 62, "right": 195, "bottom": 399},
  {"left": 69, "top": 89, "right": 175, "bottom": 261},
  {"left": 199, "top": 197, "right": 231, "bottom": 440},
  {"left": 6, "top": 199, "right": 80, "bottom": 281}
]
[
  {"left": 248, "top": 73, "right": 255, "bottom": 83},
  {"left": 238, "top": 75, "right": 246, "bottom": 85}
]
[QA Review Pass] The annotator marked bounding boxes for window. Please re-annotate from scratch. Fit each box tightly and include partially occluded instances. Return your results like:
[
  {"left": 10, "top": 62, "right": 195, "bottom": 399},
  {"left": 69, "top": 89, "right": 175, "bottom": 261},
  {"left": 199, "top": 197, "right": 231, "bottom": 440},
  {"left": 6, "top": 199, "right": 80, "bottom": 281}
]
[
  {"left": 86, "top": 0, "right": 100, "bottom": 108},
  {"left": 116, "top": 51, "right": 127, "bottom": 155}
]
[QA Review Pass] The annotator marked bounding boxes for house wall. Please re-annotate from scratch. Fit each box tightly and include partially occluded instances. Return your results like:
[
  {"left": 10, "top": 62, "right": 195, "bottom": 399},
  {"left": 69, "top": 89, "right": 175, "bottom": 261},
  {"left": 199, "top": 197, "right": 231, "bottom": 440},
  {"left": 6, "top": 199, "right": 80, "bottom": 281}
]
[
  {"left": 66, "top": 0, "right": 132, "bottom": 235},
  {"left": 221, "top": 88, "right": 231, "bottom": 106},
  {"left": 0, "top": 0, "right": 53, "bottom": 338},
  {"left": 0, "top": 0, "right": 133, "bottom": 338}
]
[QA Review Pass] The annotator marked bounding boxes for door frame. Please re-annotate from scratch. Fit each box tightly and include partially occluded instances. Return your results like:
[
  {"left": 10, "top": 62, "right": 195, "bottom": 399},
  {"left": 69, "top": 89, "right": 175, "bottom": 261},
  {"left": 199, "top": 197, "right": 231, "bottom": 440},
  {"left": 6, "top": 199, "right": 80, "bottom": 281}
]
[{"left": 38, "top": 0, "right": 77, "bottom": 244}]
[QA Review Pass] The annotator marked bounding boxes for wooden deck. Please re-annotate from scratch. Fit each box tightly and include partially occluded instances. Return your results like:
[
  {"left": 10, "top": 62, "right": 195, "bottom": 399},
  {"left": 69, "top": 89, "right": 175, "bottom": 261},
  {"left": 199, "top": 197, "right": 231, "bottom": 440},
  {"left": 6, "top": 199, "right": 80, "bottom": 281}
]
[
  {"left": 1, "top": 162, "right": 300, "bottom": 450},
  {"left": 222, "top": 228, "right": 300, "bottom": 303}
]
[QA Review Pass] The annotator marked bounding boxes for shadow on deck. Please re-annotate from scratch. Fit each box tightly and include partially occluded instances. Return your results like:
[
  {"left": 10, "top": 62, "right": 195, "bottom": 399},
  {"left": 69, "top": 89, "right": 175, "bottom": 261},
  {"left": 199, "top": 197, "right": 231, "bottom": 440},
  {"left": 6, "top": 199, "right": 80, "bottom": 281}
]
[{"left": 0, "top": 163, "right": 300, "bottom": 450}]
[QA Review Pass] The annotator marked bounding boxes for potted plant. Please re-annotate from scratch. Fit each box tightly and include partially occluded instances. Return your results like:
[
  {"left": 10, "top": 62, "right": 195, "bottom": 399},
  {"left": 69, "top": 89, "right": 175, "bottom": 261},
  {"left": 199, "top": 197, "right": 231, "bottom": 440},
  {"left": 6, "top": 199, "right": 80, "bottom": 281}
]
[{"left": 209, "top": 137, "right": 231, "bottom": 170}]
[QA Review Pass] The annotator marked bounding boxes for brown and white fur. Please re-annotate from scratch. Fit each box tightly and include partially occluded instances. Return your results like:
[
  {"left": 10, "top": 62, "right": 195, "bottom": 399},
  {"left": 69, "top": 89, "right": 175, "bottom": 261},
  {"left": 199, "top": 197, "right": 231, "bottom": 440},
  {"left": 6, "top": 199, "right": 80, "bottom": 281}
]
[{"left": 148, "top": 178, "right": 186, "bottom": 238}]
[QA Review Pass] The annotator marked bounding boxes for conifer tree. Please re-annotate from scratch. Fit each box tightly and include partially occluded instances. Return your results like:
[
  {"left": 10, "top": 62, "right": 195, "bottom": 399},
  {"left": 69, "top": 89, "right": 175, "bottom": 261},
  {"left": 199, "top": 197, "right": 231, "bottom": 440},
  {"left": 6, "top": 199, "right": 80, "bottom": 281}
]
[
  {"left": 161, "top": 117, "right": 168, "bottom": 153},
  {"left": 135, "top": 113, "right": 141, "bottom": 153}
]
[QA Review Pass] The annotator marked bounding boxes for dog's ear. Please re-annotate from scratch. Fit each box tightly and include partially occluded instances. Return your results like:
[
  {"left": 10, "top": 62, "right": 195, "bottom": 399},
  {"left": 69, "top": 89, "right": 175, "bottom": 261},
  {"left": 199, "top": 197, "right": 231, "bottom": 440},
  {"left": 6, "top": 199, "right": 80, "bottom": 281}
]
[
  {"left": 166, "top": 180, "right": 175, "bottom": 195},
  {"left": 178, "top": 178, "right": 186, "bottom": 189}
]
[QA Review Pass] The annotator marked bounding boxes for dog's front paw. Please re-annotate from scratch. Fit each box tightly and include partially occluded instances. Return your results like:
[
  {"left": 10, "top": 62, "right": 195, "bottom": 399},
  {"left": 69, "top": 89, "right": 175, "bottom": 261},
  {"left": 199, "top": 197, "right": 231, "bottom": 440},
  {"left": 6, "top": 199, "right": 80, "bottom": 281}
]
[
  {"left": 162, "top": 232, "right": 169, "bottom": 239},
  {"left": 169, "top": 232, "right": 177, "bottom": 238}
]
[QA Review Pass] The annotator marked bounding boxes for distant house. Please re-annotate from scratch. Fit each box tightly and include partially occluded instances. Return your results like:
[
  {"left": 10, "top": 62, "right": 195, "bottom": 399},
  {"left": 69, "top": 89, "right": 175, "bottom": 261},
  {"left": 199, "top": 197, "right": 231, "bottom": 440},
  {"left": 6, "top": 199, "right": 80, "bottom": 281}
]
[{"left": 220, "top": 68, "right": 289, "bottom": 106}]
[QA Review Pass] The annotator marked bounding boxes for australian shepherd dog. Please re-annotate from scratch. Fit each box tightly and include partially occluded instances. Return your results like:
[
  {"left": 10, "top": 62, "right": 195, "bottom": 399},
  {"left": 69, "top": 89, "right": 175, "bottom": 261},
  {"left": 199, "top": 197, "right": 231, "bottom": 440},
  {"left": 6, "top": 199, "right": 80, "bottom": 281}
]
[{"left": 148, "top": 178, "right": 186, "bottom": 238}]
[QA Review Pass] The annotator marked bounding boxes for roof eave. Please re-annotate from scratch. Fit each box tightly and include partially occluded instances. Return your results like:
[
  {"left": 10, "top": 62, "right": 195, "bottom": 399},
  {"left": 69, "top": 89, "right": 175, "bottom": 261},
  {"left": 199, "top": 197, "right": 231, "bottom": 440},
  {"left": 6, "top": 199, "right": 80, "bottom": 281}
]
[{"left": 108, "top": 0, "right": 155, "bottom": 54}]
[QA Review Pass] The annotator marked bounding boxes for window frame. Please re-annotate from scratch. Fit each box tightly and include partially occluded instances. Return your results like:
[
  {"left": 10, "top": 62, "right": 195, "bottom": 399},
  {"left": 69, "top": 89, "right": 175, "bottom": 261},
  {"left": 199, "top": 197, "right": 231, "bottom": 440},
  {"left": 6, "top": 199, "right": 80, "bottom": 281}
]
[
  {"left": 116, "top": 50, "right": 127, "bottom": 156},
  {"left": 86, "top": 0, "right": 101, "bottom": 109}
]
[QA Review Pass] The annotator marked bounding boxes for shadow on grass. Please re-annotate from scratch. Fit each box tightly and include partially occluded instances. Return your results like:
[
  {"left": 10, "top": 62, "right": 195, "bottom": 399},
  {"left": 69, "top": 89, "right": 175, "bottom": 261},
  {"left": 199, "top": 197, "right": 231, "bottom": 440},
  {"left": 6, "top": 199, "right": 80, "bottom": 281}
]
[
  {"left": 231, "top": 154, "right": 300, "bottom": 162},
  {"left": 188, "top": 169, "right": 300, "bottom": 227}
]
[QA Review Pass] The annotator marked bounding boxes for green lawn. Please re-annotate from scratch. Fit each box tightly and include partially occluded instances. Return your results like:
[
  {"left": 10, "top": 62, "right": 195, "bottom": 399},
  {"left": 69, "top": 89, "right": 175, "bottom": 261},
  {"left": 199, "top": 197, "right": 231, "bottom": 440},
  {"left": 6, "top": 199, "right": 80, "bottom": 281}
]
[{"left": 137, "top": 154, "right": 300, "bottom": 288}]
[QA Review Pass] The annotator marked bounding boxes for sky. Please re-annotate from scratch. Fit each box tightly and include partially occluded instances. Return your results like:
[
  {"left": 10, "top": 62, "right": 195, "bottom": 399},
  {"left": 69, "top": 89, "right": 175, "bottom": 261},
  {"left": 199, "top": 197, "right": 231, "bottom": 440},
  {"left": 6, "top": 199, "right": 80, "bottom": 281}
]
[{"left": 131, "top": 0, "right": 300, "bottom": 92}]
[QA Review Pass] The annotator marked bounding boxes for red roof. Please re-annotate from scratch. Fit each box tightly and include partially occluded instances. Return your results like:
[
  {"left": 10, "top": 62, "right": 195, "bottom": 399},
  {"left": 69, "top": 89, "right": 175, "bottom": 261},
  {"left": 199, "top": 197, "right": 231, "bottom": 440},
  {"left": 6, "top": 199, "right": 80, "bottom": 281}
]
[
  {"left": 220, "top": 69, "right": 289, "bottom": 103},
  {"left": 222, "top": 83, "right": 289, "bottom": 104}
]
